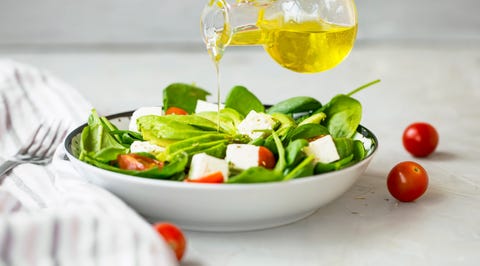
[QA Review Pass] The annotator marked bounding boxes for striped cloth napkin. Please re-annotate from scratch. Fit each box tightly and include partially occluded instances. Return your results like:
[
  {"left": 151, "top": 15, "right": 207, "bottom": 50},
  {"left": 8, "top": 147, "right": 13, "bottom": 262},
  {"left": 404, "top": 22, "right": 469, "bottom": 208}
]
[{"left": 0, "top": 59, "right": 178, "bottom": 266}]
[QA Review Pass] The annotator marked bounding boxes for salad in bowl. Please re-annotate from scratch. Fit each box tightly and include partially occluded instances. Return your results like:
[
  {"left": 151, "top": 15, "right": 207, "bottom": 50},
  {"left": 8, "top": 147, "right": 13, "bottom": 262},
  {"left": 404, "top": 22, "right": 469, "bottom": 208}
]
[
  {"left": 74, "top": 81, "right": 378, "bottom": 184},
  {"left": 65, "top": 80, "right": 379, "bottom": 231}
]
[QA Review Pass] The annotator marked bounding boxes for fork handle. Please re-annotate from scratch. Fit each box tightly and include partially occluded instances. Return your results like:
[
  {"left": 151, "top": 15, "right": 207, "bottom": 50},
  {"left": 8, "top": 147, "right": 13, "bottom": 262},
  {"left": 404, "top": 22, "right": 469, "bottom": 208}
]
[{"left": 0, "top": 160, "right": 21, "bottom": 181}]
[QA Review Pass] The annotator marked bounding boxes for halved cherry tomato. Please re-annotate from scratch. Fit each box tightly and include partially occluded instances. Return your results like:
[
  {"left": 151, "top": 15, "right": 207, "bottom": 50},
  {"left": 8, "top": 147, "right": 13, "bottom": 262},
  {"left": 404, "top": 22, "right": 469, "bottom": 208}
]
[
  {"left": 185, "top": 171, "right": 224, "bottom": 183},
  {"left": 165, "top": 107, "right": 188, "bottom": 115},
  {"left": 258, "top": 146, "right": 276, "bottom": 169},
  {"left": 153, "top": 222, "right": 186, "bottom": 261},
  {"left": 402, "top": 122, "right": 439, "bottom": 157},
  {"left": 387, "top": 161, "right": 428, "bottom": 202},
  {"left": 117, "top": 154, "right": 164, "bottom": 171}
]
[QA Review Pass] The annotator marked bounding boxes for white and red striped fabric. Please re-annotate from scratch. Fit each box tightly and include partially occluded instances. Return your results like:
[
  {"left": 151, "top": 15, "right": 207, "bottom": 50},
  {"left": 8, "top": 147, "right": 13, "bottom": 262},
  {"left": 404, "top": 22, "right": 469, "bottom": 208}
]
[{"left": 0, "top": 60, "right": 178, "bottom": 266}]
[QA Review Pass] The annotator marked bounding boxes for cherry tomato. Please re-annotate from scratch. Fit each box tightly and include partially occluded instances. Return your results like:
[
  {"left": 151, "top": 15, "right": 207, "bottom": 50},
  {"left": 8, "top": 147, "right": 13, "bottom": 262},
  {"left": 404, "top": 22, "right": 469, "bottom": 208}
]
[
  {"left": 258, "top": 146, "right": 276, "bottom": 169},
  {"left": 153, "top": 222, "right": 186, "bottom": 261},
  {"left": 402, "top": 122, "right": 439, "bottom": 157},
  {"left": 117, "top": 154, "right": 164, "bottom": 171},
  {"left": 387, "top": 161, "right": 428, "bottom": 202},
  {"left": 165, "top": 107, "right": 188, "bottom": 115},
  {"left": 185, "top": 171, "right": 224, "bottom": 183}
]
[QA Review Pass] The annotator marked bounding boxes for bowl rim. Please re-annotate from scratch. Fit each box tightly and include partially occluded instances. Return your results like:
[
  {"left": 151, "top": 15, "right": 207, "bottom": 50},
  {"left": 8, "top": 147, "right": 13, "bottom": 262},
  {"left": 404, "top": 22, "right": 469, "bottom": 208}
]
[{"left": 64, "top": 110, "right": 378, "bottom": 190}]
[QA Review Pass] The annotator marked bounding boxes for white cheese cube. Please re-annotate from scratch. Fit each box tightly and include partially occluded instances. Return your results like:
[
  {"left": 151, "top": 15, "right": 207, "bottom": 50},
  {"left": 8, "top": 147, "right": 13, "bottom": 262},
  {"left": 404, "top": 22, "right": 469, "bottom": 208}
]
[
  {"left": 225, "top": 144, "right": 260, "bottom": 170},
  {"left": 353, "top": 132, "right": 372, "bottom": 152},
  {"left": 237, "top": 110, "right": 276, "bottom": 139},
  {"left": 189, "top": 153, "right": 229, "bottom": 181},
  {"left": 128, "top": 107, "right": 163, "bottom": 132},
  {"left": 304, "top": 135, "right": 340, "bottom": 164},
  {"left": 130, "top": 141, "right": 165, "bottom": 154},
  {"left": 195, "top": 100, "right": 224, "bottom": 113}
]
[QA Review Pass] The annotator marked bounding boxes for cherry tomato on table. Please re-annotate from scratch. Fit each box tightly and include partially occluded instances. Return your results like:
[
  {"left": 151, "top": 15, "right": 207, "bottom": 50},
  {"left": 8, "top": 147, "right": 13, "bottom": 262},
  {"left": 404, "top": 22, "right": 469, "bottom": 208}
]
[
  {"left": 402, "top": 122, "right": 439, "bottom": 157},
  {"left": 387, "top": 161, "right": 429, "bottom": 202},
  {"left": 153, "top": 222, "right": 187, "bottom": 261}
]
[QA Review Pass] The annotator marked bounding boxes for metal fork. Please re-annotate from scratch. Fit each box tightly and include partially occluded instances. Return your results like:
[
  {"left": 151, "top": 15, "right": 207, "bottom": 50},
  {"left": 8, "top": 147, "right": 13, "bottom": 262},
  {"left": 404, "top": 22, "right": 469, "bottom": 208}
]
[{"left": 0, "top": 121, "right": 69, "bottom": 179}]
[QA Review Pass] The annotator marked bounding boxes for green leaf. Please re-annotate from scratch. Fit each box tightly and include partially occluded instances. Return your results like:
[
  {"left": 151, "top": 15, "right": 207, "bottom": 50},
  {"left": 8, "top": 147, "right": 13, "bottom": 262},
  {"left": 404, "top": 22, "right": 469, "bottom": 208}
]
[
  {"left": 166, "top": 133, "right": 228, "bottom": 155},
  {"left": 285, "top": 139, "right": 309, "bottom": 167},
  {"left": 196, "top": 108, "right": 244, "bottom": 134},
  {"left": 283, "top": 155, "right": 315, "bottom": 181},
  {"left": 137, "top": 115, "right": 216, "bottom": 142},
  {"left": 346, "top": 79, "right": 381, "bottom": 97},
  {"left": 298, "top": 112, "right": 326, "bottom": 126},
  {"left": 81, "top": 152, "right": 189, "bottom": 180},
  {"left": 353, "top": 140, "right": 366, "bottom": 161},
  {"left": 225, "top": 85, "right": 264, "bottom": 116},
  {"left": 227, "top": 167, "right": 283, "bottom": 183},
  {"left": 267, "top": 96, "right": 321, "bottom": 115},
  {"left": 163, "top": 83, "right": 210, "bottom": 114},
  {"left": 271, "top": 113, "right": 296, "bottom": 131},
  {"left": 333, "top": 137, "right": 354, "bottom": 159},
  {"left": 271, "top": 131, "right": 287, "bottom": 174},
  {"left": 288, "top": 124, "right": 329, "bottom": 141},
  {"left": 110, "top": 130, "right": 143, "bottom": 146},
  {"left": 322, "top": 94, "right": 362, "bottom": 138},
  {"left": 79, "top": 110, "right": 129, "bottom": 163},
  {"left": 314, "top": 154, "right": 354, "bottom": 174}
]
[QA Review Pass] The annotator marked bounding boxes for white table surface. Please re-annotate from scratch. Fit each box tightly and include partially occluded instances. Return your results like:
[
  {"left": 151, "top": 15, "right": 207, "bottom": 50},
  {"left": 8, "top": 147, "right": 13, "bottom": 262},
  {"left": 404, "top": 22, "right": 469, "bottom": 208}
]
[{"left": 2, "top": 42, "right": 479, "bottom": 265}]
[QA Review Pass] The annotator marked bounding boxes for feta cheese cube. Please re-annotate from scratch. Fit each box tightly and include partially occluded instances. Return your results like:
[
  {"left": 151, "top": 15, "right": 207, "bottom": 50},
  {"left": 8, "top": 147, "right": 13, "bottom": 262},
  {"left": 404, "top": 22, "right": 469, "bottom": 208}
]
[
  {"left": 304, "top": 135, "right": 340, "bottom": 164},
  {"left": 130, "top": 141, "right": 165, "bottom": 154},
  {"left": 195, "top": 100, "right": 224, "bottom": 113},
  {"left": 353, "top": 132, "right": 372, "bottom": 152},
  {"left": 189, "top": 153, "right": 229, "bottom": 181},
  {"left": 225, "top": 144, "right": 260, "bottom": 170},
  {"left": 128, "top": 107, "right": 163, "bottom": 132},
  {"left": 237, "top": 110, "right": 276, "bottom": 139}
]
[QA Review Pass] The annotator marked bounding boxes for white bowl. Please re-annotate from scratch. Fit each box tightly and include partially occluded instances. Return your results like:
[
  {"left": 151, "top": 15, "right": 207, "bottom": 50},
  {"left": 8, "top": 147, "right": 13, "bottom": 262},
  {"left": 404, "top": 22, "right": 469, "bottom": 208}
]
[{"left": 64, "top": 111, "right": 378, "bottom": 232}]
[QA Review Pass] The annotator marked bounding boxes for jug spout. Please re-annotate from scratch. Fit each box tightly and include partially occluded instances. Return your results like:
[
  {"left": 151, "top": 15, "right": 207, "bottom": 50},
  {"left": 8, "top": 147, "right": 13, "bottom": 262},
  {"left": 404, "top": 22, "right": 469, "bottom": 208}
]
[{"left": 201, "top": 0, "right": 269, "bottom": 61}]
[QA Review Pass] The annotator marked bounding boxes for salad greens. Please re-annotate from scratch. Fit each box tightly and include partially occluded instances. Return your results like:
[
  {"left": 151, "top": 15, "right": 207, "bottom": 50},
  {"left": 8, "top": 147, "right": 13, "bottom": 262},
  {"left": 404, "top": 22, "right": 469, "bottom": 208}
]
[{"left": 76, "top": 80, "right": 379, "bottom": 183}]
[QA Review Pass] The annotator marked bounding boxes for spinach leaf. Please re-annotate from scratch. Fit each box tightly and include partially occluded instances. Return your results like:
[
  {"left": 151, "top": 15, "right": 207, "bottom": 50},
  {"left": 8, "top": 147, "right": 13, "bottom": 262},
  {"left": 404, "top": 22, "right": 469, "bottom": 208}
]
[
  {"left": 163, "top": 83, "right": 210, "bottom": 114},
  {"left": 298, "top": 112, "right": 326, "bottom": 126},
  {"left": 137, "top": 115, "right": 215, "bottom": 143},
  {"left": 285, "top": 139, "right": 309, "bottom": 167},
  {"left": 81, "top": 151, "right": 188, "bottom": 180},
  {"left": 283, "top": 155, "right": 315, "bottom": 181},
  {"left": 322, "top": 94, "right": 362, "bottom": 138},
  {"left": 271, "top": 131, "right": 287, "bottom": 174},
  {"left": 160, "top": 114, "right": 221, "bottom": 131},
  {"left": 166, "top": 133, "right": 228, "bottom": 155},
  {"left": 288, "top": 124, "right": 329, "bottom": 141},
  {"left": 267, "top": 96, "right": 321, "bottom": 115},
  {"left": 271, "top": 113, "right": 296, "bottom": 131},
  {"left": 227, "top": 167, "right": 283, "bottom": 183},
  {"left": 333, "top": 137, "right": 354, "bottom": 159},
  {"left": 79, "top": 110, "right": 129, "bottom": 163},
  {"left": 225, "top": 85, "right": 264, "bottom": 116},
  {"left": 170, "top": 139, "right": 228, "bottom": 161},
  {"left": 319, "top": 79, "right": 381, "bottom": 138},
  {"left": 353, "top": 140, "right": 366, "bottom": 161},
  {"left": 314, "top": 154, "right": 354, "bottom": 174},
  {"left": 196, "top": 108, "right": 244, "bottom": 134},
  {"left": 110, "top": 130, "right": 143, "bottom": 146}
]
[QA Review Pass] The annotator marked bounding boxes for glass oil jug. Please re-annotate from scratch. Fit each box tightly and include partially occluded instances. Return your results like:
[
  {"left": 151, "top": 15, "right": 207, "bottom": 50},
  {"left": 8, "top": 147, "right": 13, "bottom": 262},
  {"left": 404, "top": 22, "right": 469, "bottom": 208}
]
[{"left": 201, "top": 0, "right": 358, "bottom": 73}]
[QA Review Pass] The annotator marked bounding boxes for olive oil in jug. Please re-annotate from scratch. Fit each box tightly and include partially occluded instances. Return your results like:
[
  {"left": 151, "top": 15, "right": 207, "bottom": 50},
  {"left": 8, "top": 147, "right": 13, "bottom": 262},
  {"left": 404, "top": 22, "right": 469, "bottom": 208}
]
[{"left": 202, "top": 0, "right": 358, "bottom": 73}]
